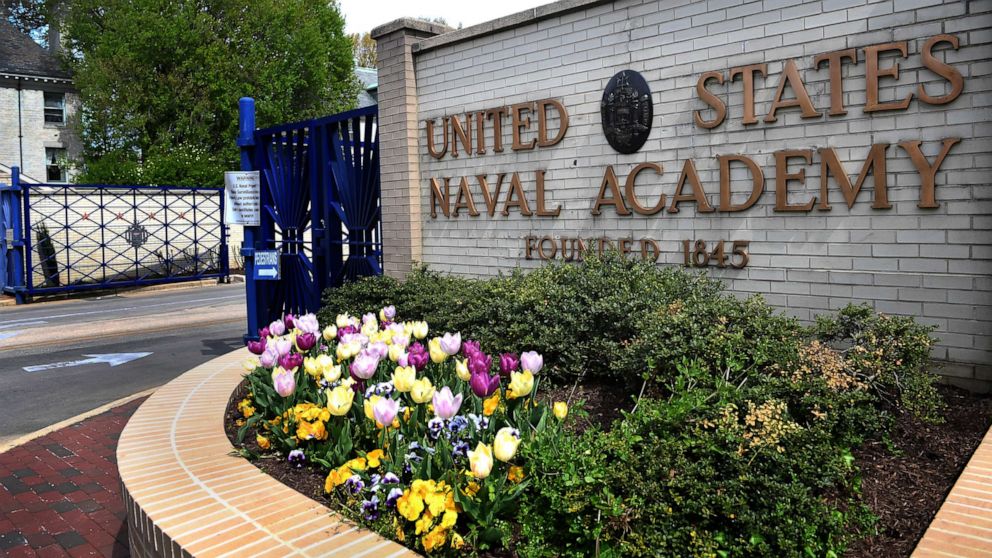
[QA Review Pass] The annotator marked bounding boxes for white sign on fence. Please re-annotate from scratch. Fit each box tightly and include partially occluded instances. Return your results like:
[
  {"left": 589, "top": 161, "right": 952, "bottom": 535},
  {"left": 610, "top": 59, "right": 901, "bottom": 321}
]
[{"left": 223, "top": 171, "right": 260, "bottom": 226}]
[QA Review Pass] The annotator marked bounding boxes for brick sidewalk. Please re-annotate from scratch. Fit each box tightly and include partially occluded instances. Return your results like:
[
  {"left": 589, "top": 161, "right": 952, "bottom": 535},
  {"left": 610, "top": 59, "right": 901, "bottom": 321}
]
[{"left": 0, "top": 397, "right": 147, "bottom": 558}]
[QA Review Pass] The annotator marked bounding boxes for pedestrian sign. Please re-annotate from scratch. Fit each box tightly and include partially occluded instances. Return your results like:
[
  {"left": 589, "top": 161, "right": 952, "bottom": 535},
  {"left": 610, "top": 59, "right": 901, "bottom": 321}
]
[{"left": 254, "top": 250, "right": 280, "bottom": 281}]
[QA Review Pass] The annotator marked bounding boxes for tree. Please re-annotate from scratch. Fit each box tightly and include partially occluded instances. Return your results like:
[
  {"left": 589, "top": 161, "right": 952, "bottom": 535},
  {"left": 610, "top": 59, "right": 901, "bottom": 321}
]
[
  {"left": 350, "top": 32, "right": 376, "bottom": 68},
  {"left": 62, "top": 0, "right": 360, "bottom": 185}
]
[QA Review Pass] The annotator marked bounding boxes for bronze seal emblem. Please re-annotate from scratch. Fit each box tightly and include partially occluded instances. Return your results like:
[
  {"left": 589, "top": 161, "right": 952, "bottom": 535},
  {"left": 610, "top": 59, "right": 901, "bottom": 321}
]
[{"left": 601, "top": 70, "right": 653, "bottom": 154}]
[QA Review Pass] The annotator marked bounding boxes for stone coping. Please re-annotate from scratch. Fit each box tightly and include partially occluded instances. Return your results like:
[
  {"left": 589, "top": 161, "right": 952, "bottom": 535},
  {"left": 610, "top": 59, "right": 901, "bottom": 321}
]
[
  {"left": 914, "top": 424, "right": 992, "bottom": 556},
  {"left": 117, "top": 348, "right": 418, "bottom": 558}
]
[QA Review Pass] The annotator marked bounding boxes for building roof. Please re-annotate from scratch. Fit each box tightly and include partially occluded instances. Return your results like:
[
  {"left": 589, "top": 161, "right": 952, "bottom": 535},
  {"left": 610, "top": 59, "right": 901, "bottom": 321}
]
[
  {"left": 0, "top": 20, "right": 71, "bottom": 81},
  {"left": 355, "top": 66, "right": 378, "bottom": 108}
]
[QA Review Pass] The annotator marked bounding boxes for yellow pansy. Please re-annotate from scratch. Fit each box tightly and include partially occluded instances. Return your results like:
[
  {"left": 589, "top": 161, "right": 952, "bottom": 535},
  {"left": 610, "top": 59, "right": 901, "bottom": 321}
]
[
  {"left": 508, "top": 465, "right": 525, "bottom": 483},
  {"left": 483, "top": 393, "right": 500, "bottom": 416},
  {"left": 346, "top": 456, "right": 368, "bottom": 471},
  {"left": 256, "top": 434, "right": 270, "bottom": 450},
  {"left": 451, "top": 532, "right": 465, "bottom": 549},
  {"left": 422, "top": 526, "right": 448, "bottom": 552},
  {"left": 392, "top": 366, "right": 416, "bottom": 392},
  {"left": 410, "top": 377, "right": 435, "bottom": 404},
  {"left": 397, "top": 489, "right": 424, "bottom": 521},
  {"left": 507, "top": 370, "right": 534, "bottom": 399},
  {"left": 366, "top": 449, "right": 385, "bottom": 468},
  {"left": 324, "top": 465, "right": 352, "bottom": 492}
]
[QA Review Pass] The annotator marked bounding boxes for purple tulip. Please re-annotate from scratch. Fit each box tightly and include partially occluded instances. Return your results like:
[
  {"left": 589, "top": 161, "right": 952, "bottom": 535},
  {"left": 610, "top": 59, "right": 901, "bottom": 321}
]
[
  {"left": 259, "top": 347, "right": 279, "bottom": 368},
  {"left": 268, "top": 320, "right": 286, "bottom": 337},
  {"left": 407, "top": 342, "right": 429, "bottom": 371},
  {"left": 469, "top": 370, "right": 500, "bottom": 398},
  {"left": 520, "top": 350, "right": 544, "bottom": 374},
  {"left": 462, "top": 340, "right": 482, "bottom": 359},
  {"left": 373, "top": 397, "right": 400, "bottom": 426},
  {"left": 284, "top": 314, "right": 295, "bottom": 330},
  {"left": 273, "top": 368, "right": 296, "bottom": 397},
  {"left": 295, "top": 313, "right": 320, "bottom": 334},
  {"left": 258, "top": 326, "right": 270, "bottom": 339},
  {"left": 247, "top": 338, "right": 266, "bottom": 355},
  {"left": 296, "top": 332, "right": 316, "bottom": 351},
  {"left": 499, "top": 353, "right": 519, "bottom": 378},
  {"left": 432, "top": 387, "right": 463, "bottom": 419},
  {"left": 280, "top": 352, "right": 303, "bottom": 371},
  {"left": 439, "top": 332, "right": 461, "bottom": 356},
  {"left": 467, "top": 352, "right": 492, "bottom": 377},
  {"left": 350, "top": 351, "right": 380, "bottom": 380},
  {"left": 337, "top": 325, "right": 357, "bottom": 340}
]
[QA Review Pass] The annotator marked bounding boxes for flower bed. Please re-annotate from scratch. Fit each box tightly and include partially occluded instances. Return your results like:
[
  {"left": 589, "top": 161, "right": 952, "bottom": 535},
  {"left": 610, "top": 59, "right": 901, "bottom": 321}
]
[
  {"left": 231, "top": 254, "right": 991, "bottom": 557},
  {"left": 238, "top": 309, "right": 568, "bottom": 555}
]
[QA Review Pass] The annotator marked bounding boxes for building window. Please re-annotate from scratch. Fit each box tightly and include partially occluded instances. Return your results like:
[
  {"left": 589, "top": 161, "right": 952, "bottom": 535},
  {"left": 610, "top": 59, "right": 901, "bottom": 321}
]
[
  {"left": 44, "top": 92, "right": 65, "bottom": 125},
  {"left": 46, "top": 148, "right": 67, "bottom": 182}
]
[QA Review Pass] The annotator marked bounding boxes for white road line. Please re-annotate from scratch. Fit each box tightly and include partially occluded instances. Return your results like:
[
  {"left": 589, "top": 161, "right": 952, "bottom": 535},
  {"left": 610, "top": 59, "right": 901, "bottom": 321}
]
[
  {"left": 0, "top": 320, "right": 47, "bottom": 330},
  {"left": 0, "top": 293, "right": 243, "bottom": 327}
]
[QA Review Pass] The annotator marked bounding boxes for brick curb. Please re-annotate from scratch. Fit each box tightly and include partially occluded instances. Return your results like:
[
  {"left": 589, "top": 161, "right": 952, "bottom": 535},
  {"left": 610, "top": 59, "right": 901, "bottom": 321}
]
[
  {"left": 913, "top": 424, "right": 992, "bottom": 556},
  {"left": 117, "top": 348, "right": 416, "bottom": 557}
]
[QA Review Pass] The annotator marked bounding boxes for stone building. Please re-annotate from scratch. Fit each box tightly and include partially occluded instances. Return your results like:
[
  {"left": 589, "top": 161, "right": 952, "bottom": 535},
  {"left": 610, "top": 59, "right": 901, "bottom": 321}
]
[
  {"left": 0, "top": 20, "right": 80, "bottom": 185},
  {"left": 372, "top": 0, "right": 991, "bottom": 388}
]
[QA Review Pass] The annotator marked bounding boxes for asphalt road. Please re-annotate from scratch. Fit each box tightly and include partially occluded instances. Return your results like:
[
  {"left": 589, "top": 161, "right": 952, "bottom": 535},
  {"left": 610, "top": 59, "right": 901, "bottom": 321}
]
[{"left": 0, "top": 284, "right": 247, "bottom": 444}]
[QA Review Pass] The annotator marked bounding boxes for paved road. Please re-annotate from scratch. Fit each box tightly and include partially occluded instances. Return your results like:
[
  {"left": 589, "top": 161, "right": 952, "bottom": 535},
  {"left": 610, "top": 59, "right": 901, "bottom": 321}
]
[{"left": 0, "top": 284, "right": 247, "bottom": 444}]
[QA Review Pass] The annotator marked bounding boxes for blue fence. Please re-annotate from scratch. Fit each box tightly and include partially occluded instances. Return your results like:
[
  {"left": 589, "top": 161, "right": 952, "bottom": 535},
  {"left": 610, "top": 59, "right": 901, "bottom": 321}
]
[
  {"left": 239, "top": 98, "right": 382, "bottom": 341},
  {"left": 0, "top": 167, "right": 228, "bottom": 303}
]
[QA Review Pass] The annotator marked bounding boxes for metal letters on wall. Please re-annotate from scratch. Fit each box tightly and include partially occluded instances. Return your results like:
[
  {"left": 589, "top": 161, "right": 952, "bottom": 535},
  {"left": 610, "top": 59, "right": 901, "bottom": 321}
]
[{"left": 601, "top": 70, "right": 653, "bottom": 154}]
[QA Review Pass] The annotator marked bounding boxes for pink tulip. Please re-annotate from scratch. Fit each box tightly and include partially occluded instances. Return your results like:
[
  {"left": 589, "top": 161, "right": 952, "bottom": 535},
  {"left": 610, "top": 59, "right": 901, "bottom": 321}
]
[
  {"left": 295, "top": 313, "right": 320, "bottom": 334},
  {"left": 439, "top": 332, "right": 461, "bottom": 356},
  {"left": 432, "top": 387, "right": 463, "bottom": 420},
  {"left": 350, "top": 351, "right": 380, "bottom": 380},
  {"left": 520, "top": 351, "right": 544, "bottom": 374},
  {"left": 274, "top": 338, "right": 293, "bottom": 357},
  {"left": 369, "top": 341, "right": 389, "bottom": 359},
  {"left": 373, "top": 397, "right": 400, "bottom": 426},
  {"left": 268, "top": 320, "right": 286, "bottom": 337},
  {"left": 273, "top": 368, "right": 296, "bottom": 397},
  {"left": 259, "top": 347, "right": 279, "bottom": 368}
]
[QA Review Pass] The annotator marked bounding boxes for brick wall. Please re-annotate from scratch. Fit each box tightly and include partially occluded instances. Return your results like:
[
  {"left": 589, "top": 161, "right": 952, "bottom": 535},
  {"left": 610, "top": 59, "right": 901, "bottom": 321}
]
[{"left": 380, "top": 0, "right": 992, "bottom": 386}]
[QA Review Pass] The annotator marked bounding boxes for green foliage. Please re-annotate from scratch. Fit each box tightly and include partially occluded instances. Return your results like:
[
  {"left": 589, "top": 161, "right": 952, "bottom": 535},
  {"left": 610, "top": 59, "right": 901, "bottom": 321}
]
[
  {"left": 813, "top": 304, "right": 942, "bottom": 422},
  {"left": 516, "top": 365, "right": 879, "bottom": 558},
  {"left": 62, "top": 0, "right": 360, "bottom": 185}
]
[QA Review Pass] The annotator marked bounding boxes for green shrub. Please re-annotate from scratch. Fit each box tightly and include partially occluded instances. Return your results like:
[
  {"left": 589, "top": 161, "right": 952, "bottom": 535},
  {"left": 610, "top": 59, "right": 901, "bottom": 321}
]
[{"left": 516, "top": 365, "right": 878, "bottom": 558}]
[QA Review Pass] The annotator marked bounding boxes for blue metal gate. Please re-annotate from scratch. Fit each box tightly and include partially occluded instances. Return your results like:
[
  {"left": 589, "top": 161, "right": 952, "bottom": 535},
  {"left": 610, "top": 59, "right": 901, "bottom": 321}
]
[
  {"left": 0, "top": 167, "right": 229, "bottom": 303},
  {"left": 238, "top": 98, "right": 382, "bottom": 341}
]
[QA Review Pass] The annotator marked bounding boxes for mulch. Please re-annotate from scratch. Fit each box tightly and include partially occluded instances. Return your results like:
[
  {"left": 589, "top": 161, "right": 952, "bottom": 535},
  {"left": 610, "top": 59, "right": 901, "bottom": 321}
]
[
  {"left": 0, "top": 396, "right": 147, "bottom": 558},
  {"left": 226, "top": 381, "right": 992, "bottom": 558}
]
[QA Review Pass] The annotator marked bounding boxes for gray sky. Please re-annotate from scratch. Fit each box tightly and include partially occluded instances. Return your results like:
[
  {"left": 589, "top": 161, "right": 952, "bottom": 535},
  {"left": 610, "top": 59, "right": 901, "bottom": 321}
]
[{"left": 340, "top": 0, "right": 550, "bottom": 34}]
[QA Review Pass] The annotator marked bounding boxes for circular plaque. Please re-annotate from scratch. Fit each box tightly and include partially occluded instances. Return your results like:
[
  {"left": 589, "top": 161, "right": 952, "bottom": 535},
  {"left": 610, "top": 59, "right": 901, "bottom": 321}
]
[{"left": 601, "top": 70, "right": 653, "bottom": 154}]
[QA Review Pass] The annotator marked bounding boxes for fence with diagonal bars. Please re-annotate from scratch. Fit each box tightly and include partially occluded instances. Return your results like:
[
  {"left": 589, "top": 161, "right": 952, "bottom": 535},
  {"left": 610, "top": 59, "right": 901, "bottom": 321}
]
[{"left": 1, "top": 166, "right": 228, "bottom": 302}]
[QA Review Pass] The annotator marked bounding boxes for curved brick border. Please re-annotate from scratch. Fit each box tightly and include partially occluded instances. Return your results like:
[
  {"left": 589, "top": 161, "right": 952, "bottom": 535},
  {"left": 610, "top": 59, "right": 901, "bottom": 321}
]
[
  {"left": 914, "top": 425, "right": 992, "bottom": 557},
  {"left": 117, "top": 348, "right": 417, "bottom": 558}
]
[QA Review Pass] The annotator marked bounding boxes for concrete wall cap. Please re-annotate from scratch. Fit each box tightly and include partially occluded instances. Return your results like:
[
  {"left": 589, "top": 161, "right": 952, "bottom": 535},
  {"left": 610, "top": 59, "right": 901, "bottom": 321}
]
[{"left": 371, "top": 17, "right": 452, "bottom": 40}]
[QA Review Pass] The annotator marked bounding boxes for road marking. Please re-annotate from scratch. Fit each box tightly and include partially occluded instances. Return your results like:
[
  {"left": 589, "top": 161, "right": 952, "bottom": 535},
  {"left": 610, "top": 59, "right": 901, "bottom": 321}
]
[
  {"left": 0, "top": 294, "right": 243, "bottom": 328},
  {"left": 0, "top": 320, "right": 48, "bottom": 331},
  {"left": 0, "top": 331, "right": 19, "bottom": 341},
  {"left": 23, "top": 352, "right": 153, "bottom": 373}
]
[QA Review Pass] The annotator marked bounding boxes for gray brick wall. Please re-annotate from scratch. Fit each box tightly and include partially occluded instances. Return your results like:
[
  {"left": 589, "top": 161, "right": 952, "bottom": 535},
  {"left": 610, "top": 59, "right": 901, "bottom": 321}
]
[
  {"left": 399, "top": 0, "right": 992, "bottom": 386},
  {"left": 0, "top": 86, "right": 81, "bottom": 183}
]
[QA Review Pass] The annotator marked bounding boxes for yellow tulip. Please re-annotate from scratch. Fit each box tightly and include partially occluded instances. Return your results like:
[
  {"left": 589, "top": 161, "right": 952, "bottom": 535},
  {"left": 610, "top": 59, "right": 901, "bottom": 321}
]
[
  {"left": 493, "top": 427, "right": 521, "bottom": 462},
  {"left": 364, "top": 395, "right": 382, "bottom": 421},
  {"left": 322, "top": 325, "right": 337, "bottom": 342},
  {"left": 388, "top": 344, "right": 405, "bottom": 363},
  {"left": 392, "top": 366, "right": 417, "bottom": 392},
  {"left": 324, "top": 386, "right": 355, "bottom": 417},
  {"left": 335, "top": 314, "right": 351, "bottom": 328},
  {"left": 507, "top": 370, "right": 534, "bottom": 400},
  {"left": 242, "top": 358, "right": 259, "bottom": 372},
  {"left": 303, "top": 357, "right": 320, "bottom": 378},
  {"left": 553, "top": 401, "right": 568, "bottom": 420},
  {"left": 455, "top": 358, "right": 471, "bottom": 381},
  {"left": 322, "top": 364, "right": 342, "bottom": 384},
  {"left": 316, "top": 353, "right": 335, "bottom": 370},
  {"left": 361, "top": 320, "right": 378, "bottom": 337},
  {"left": 412, "top": 321, "right": 429, "bottom": 340},
  {"left": 467, "top": 442, "right": 493, "bottom": 479},
  {"left": 410, "top": 377, "right": 435, "bottom": 404},
  {"left": 428, "top": 338, "right": 448, "bottom": 364}
]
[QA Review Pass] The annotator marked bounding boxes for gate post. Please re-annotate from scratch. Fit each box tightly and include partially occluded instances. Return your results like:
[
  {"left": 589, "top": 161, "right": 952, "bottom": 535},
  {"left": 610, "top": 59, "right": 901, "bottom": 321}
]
[
  {"left": 4, "top": 167, "right": 27, "bottom": 304},
  {"left": 238, "top": 97, "right": 262, "bottom": 341}
]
